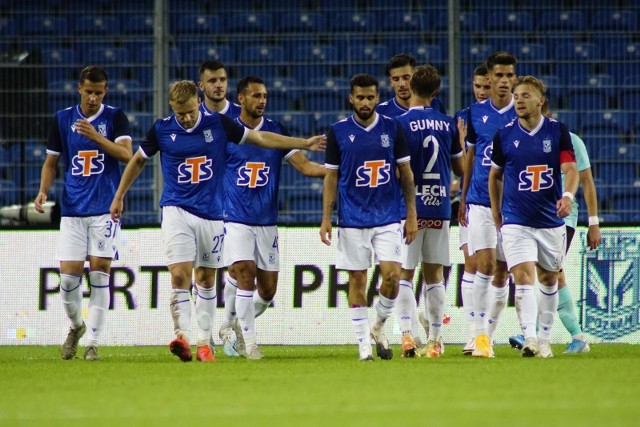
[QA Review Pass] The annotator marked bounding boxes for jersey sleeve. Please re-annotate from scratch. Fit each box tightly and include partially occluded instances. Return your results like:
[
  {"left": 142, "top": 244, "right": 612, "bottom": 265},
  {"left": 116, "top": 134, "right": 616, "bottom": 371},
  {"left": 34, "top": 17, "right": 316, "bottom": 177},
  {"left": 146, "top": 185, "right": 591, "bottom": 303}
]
[
  {"left": 559, "top": 123, "right": 576, "bottom": 165},
  {"left": 139, "top": 120, "right": 160, "bottom": 158},
  {"left": 393, "top": 121, "right": 410, "bottom": 164},
  {"left": 219, "top": 113, "right": 249, "bottom": 144},
  {"left": 465, "top": 108, "right": 477, "bottom": 147},
  {"left": 570, "top": 132, "right": 591, "bottom": 171},
  {"left": 324, "top": 127, "right": 340, "bottom": 169},
  {"left": 46, "top": 115, "right": 62, "bottom": 156},
  {"left": 490, "top": 132, "right": 505, "bottom": 169},
  {"left": 112, "top": 108, "right": 132, "bottom": 143}
]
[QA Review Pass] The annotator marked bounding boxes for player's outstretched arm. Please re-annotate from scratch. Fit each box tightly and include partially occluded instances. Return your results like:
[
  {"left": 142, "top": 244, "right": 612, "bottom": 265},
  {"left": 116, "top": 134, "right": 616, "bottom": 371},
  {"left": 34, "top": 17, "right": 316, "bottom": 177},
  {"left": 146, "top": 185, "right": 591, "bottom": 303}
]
[
  {"left": 110, "top": 151, "right": 147, "bottom": 222},
  {"left": 247, "top": 130, "right": 326, "bottom": 152},
  {"left": 320, "top": 169, "right": 338, "bottom": 246},
  {"left": 488, "top": 166, "right": 504, "bottom": 229},
  {"left": 34, "top": 155, "right": 59, "bottom": 213},
  {"left": 579, "top": 167, "right": 601, "bottom": 249},
  {"left": 398, "top": 162, "right": 417, "bottom": 244},
  {"left": 288, "top": 151, "right": 326, "bottom": 178}
]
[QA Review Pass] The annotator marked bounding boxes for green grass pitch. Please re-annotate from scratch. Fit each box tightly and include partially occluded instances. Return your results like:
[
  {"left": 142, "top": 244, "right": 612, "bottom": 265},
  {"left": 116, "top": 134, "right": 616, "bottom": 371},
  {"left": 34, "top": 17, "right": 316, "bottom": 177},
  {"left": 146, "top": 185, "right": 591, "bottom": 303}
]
[{"left": 1, "top": 344, "right": 639, "bottom": 426}]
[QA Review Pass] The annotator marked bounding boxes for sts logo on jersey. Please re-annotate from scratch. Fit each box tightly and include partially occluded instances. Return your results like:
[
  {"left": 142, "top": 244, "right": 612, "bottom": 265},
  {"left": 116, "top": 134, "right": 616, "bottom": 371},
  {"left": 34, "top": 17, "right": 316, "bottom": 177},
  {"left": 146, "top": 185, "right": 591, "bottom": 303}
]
[
  {"left": 71, "top": 150, "right": 105, "bottom": 176},
  {"left": 178, "top": 156, "right": 213, "bottom": 183},
  {"left": 237, "top": 162, "right": 269, "bottom": 188},
  {"left": 518, "top": 165, "right": 553, "bottom": 192},
  {"left": 356, "top": 160, "right": 391, "bottom": 187}
]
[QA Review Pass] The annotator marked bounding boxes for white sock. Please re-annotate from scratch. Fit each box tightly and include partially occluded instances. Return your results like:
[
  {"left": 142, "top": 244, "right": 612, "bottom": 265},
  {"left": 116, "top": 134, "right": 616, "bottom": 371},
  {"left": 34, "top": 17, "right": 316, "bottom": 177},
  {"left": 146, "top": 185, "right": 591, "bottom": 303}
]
[
  {"left": 350, "top": 307, "right": 371, "bottom": 346},
  {"left": 473, "top": 272, "right": 493, "bottom": 336},
  {"left": 537, "top": 282, "right": 559, "bottom": 341},
  {"left": 60, "top": 273, "right": 83, "bottom": 329},
  {"left": 254, "top": 292, "right": 272, "bottom": 318},
  {"left": 461, "top": 272, "right": 475, "bottom": 340},
  {"left": 374, "top": 293, "right": 396, "bottom": 324},
  {"left": 194, "top": 284, "right": 217, "bottom": 346},
  {"left": 487, "top": 283, "right": 509, "bottom": 343},
  {"left": 86, "top": 271, "right": 110, "bottom": 347},
  {"left": 236, "top": 289, "right": 256, "bottom": 348},
  {"left": 170, "top": 289, "right": 192, "bottom": 342},
  {"left": 425, "top": 281, "right": 446, "bottom": 341},
  {"left": 396, "top": 280, "right": 414, "bottom": 334},
  {"left": 223, "top": 275, "right": 238, "bottom": 325},
  {"left": 515, "top": 284, "right": 536, "bottom": 339}
]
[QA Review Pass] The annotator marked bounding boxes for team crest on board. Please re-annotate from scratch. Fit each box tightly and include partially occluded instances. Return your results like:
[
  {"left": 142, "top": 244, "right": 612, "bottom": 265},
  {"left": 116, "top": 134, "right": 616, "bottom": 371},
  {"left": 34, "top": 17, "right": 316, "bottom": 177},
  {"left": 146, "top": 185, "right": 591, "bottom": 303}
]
[
  {"left": 381, "top": 134, "right": 390, "bottom": 147},
  {"left": 98, "top": 124, "right": 107, "bottom": 136},
  {"left": 203, "top": 129, "right": 213, "bottom": 143},
  {"left": 543, "top": 139, "right": 551, "bottom": 153}
]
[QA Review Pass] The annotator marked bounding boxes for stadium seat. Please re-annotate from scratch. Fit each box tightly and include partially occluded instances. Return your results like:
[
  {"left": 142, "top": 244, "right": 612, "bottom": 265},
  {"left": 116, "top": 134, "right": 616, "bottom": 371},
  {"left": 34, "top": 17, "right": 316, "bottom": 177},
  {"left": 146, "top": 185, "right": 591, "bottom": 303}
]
[
  {"left": 555, "top": 42, "right": 600, "bottom": 61},
  {"left": 309, "top": 77, "right": 350, "bottom": 91},
  {"left": 228, "top": 12, "right": 273, "bottom": 33},
  {"left": 591, "top": 10, "right": 637, "bottom": 31},
  {"left": 345, "top": 44, "right": 388, "bottom": 76},
  {"left": 551, "top": 110, "right": 580, "bottom": 133},
  {"left": 48, "top": 80, "right": 77, "bottom": 114},
  {"left": 126, "top": 111, "right": 154, "bottom": 139},
  {"left": 488, "top": 11, "right": 533, "bottom": 31},
  {"left": 269, "top": 113, "right": 313, "bottom": 135},
  {"left": 581, "top": 111, "right": 631, "bottom": 136},
  {"left": 618, "top": 88, "right": 640, "bottom": 111},
  {"left": 303, "top": 91, "right": 346, "bottom": 113},
  {"left": 0, "top": 16, "right": 19, "bottom": 36},
  {"left": 609, "top": 192, "right": 640, "bottom": 222},
  {"left": 380, "top": 11, "right": 428, "bottom": 31},
  {"left": 400, "top": 44, "right": 443, "bottom": 67},
  {"left": 291, "top": 45, "right": 339, "bottom": 81},
  {"left": 315, "top": 0, "right": 358, "bottom": 11},
  {"left": 74, "top": 16, "right": 121, "bottom": 35},
  {"left": 107, "top": 79, "right": 142, "bottom": 111},
  {"left": 0, "top": 179, "right": 18, "bottom": 206},
  {"left": 174, "top": 13, "right": 221, "bottom": 34},
  {"left": 41, "top": 47, "right": 76, "bottom": 82},
  {"left": 538, "top": 10, "right": 585, "bottom": 31},
  {"left": 313, "top": 112, "right": 350, "bottom": 134},
  {"left": 23, "top": 16, "right": 67, "bottom": 35},
  {"left": 329, "top": 12, "right": 377, "bottom": 32},
  {"left": 594, "top": 161, "right": 638, "bottom": 186},
  {"left": 596, "top": 143, "right": 639, "bottom": 161},
  {"left": 122, "top": 14, "right": 154, "bottom": 34},
  {"left": 276, "top": 12, "right": 326, "bottom": 32},
  {"left": 84, "top": 47, "right": 130, "bottom": 79},
  {"left": 185, "top": 46, "right": 234, "bottom": 64}
]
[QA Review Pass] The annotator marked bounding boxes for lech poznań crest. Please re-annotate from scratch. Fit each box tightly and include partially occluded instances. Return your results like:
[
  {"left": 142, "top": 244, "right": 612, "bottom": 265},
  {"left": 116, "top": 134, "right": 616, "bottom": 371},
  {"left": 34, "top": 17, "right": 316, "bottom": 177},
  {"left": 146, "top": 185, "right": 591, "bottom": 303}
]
[{"left": 581, "top": 230, "right": 640, "bottom": 340}]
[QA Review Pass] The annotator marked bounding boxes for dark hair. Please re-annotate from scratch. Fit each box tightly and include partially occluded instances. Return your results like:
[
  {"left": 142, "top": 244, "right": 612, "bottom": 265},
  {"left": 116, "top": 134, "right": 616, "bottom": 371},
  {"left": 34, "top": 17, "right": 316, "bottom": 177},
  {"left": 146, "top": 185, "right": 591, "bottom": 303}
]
[
  {"left": 79, "top": 65, "right": 108, "bottom": 84},
  {"left": 473, "top": 63, "right": 488, "bottom": 76},
  {"left": 199, "top": 60, "right": 226, "bottom": 77},
  {"left": 350, "top": 73, "right": 378, "bottom": 93},
  {"left": 386, "top": 53, "right": 416, "bottom": 76},
  {"left": 485, "top": 51, "right": 518, "bottom": 71},
  {"left": 237, "top": 75, "right": 265, "bottom": 94},
  {"left": 410, "top": 65, "right": 440, "bottom": 98}
]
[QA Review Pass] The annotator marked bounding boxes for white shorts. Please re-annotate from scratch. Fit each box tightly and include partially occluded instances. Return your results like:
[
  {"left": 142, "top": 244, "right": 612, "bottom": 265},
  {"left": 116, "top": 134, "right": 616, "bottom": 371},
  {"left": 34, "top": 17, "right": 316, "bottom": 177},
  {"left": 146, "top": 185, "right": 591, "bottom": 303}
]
[
  {"left": 459, "top": 224, "right": 469, "bottom": 249},
  {"left": 58, "top": 214, "right": 120, "bottom": 261},
  {"left": 402, "top": 220, "right": 450, "bottom": 269},
  {"left": 224, "top": 222, "right": 279, "bottom": 271},
  {"left": 336, "top": 223, "right": 402, "bottom": 270},
  {"left": 161, "top": 206, "right": 225, "bottom": 268},
  {"left": 467, "top": 204, "right": 505, "bottom": 262},
  {"left": 501, "top": 224, "right": 566, "bottom": 272}
]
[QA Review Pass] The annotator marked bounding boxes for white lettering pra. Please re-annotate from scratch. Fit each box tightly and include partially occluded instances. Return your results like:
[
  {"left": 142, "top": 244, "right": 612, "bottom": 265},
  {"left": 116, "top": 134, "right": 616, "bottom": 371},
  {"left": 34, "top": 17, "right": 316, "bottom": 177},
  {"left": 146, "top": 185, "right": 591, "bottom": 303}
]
[
  {"left": 409, "top": 119, "right": 450, "bottom": 132},
  {"left": 416, "top": 184, "right": 446, "bottom": 198}
]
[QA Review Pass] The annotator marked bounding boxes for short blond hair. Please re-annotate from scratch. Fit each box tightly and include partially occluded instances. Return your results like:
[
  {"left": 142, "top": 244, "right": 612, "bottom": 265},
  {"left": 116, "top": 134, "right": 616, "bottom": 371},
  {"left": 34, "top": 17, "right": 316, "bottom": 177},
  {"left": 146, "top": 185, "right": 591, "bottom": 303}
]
[
  {"left": 169, "top": 80, "right": 198, "bottom": 104},
  {"left": 514, "top": 75, "right": 546, "bottom": 97}
]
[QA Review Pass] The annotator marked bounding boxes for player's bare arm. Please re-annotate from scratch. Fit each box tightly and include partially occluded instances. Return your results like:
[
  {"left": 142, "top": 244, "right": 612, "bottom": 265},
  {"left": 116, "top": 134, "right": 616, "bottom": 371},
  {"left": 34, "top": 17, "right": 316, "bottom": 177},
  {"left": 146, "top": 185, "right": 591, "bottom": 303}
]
[
  {"left": 288, "top": 151, "right": 326, "bottom": 177},
  {"left": 247, "top": 130, "right": 326, "bottom": 152},
  {"left": 557, "top": 161, "right": 579, "bottom": 218},
  {"left": 579, "top": 167, "right": 601, "bottom": 250},
  {"left": 73, "top": 119, "right": 133, "bottom": 163},
  {"left": 457, "top": 117, "right": 467, "bottom": 152},
  {"left": 458, "top": 145, "right": 475, "bottom": 226},
  {"left": 110, "top": 151, "right": 147, "bottom": 221},
  {"left": 398, "top": 162, "right": 417, "bottom": 244},
  {"left": 488, "top": 166, "right": 504, "bottom": 229},
  {"left": 34, "top": 154, "right": 59, "bottom": 213},
  {"left": 320, "top": 169, "right": 338, "bottom": 246}
]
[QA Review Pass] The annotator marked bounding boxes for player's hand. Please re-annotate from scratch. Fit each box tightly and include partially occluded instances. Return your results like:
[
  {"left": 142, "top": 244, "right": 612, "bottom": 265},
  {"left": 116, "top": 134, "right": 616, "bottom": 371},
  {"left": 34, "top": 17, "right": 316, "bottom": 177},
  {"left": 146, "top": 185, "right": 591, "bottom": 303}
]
[
  {"left": 306, "top": 135, "right": 326, "bottom": 152},
  {"left": 403, "top": 216, "right": 418, "bottom": 245},
  {"left": 34, "top": 192, "right": 47, "bottom": 213},
  {"left": 74, "top": 119, "right": 101, "bottom": 141},
  {"left": 320, "top": 219, "right": 332, "bottom": 246},
  {"left": 556, "top": 196, "right": 572, "bottom": 218},
  {"left": 587, "top": 224, "right": 601, "bottom": 250},
  {"left": 458, "top": 199, "right": 468, "bottom": 227},
  {"left": 110, "top": 197, "right": 124, "bottom": 222},
  {"left": 492, "top": 210, "right": 503, "bottom": 230}
]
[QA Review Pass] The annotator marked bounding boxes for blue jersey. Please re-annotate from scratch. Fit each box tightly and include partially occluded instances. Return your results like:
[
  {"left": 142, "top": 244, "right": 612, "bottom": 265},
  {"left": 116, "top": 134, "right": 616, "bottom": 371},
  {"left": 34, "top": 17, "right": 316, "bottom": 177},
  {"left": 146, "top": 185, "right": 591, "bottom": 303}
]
[
  {"left": 396, "top": 107, "right": 463, "bottom": 220},
  {"left": 224, "top": 117, "right": 293, "bottom": 226},
  {"left": 376, "top": 97, "right": 447, "bottom": 117},
  {"left": 47, "top": 104, "right": 131, "bottom": 217},
  {"left": 465, "top": 98, "right": 516, "bottom": 207},
  {"left": 491, "top": 117, "right": 575, "bottom": 228},
  {"left": 325, "top": 114, "right": 410, "bottom": 228},
  {"left": 140, "top": 112, "right": 248, "bottom": 220},
  {"left": 199, "top": 99, "right": 241, "bottom": 119}
]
